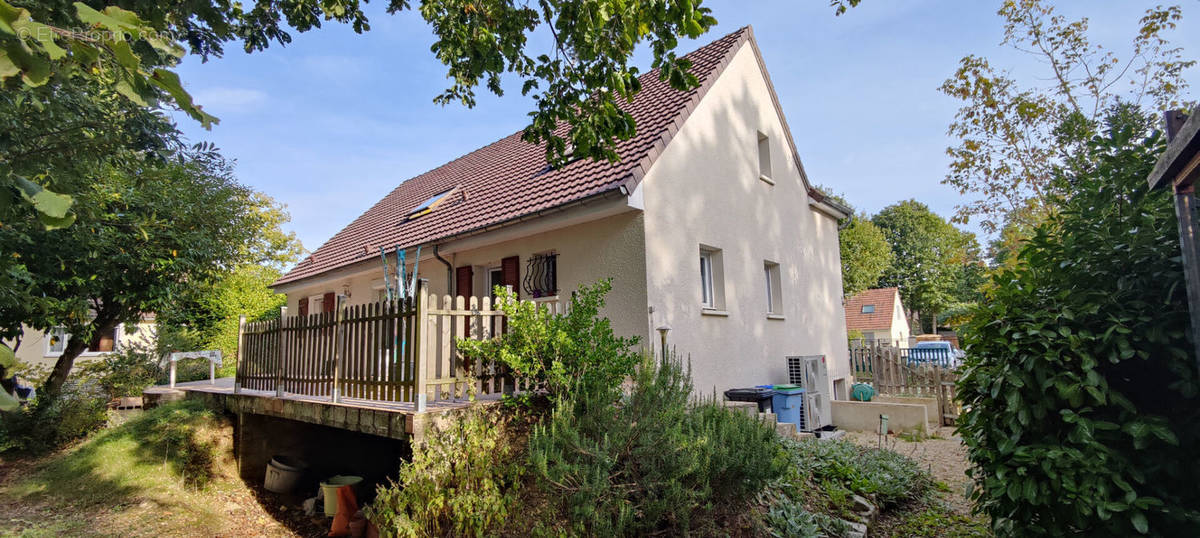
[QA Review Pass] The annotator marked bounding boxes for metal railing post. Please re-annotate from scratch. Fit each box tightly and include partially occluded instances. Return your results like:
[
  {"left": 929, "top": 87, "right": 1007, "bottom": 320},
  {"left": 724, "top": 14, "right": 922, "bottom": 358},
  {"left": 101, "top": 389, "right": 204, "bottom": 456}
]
[
  {"left": 332, "top": 295, "right": 347, "bottom": 403},
  {"left": 276, "top": 306, "right": 287, "bottom": 398},
  {"left": 413, "top": 280, "right": 428, "bottom": 412}
]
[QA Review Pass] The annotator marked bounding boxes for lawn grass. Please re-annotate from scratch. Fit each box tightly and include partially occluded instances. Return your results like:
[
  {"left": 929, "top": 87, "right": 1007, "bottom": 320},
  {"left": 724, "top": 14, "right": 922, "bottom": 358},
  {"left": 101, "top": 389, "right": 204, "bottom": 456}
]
[{"left": 0, "top": 400, "right": 295, "bottom": 537}]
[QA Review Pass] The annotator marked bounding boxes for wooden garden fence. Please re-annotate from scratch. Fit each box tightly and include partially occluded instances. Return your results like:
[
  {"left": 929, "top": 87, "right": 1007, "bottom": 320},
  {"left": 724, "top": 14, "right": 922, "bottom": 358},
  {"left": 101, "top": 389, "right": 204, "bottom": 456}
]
[
  {"left": 850, "top": 343, "right": 961, "bottom": 426},
  {"left": 235, "top": 282, "right": 551, "bottom": 411}
]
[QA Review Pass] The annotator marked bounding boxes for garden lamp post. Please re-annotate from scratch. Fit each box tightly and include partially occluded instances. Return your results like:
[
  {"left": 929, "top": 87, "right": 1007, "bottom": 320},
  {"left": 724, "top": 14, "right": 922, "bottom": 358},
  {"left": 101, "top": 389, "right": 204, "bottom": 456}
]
[{"left": 656, "top": 324, "right": 671, "bottom": 359}]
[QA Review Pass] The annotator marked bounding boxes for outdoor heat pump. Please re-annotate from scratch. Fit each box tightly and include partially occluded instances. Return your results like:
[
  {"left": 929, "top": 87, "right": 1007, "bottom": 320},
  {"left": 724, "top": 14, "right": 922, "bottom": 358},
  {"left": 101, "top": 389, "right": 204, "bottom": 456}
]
[{"left": 786, "top": 355, "right": 831, "bottom": 431}]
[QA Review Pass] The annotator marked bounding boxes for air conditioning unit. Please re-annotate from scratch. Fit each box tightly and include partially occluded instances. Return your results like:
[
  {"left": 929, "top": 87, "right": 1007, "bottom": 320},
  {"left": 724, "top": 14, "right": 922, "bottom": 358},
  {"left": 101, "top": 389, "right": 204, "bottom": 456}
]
[{"left": 787, "top": 355, "right": 831, "bottom": 431}]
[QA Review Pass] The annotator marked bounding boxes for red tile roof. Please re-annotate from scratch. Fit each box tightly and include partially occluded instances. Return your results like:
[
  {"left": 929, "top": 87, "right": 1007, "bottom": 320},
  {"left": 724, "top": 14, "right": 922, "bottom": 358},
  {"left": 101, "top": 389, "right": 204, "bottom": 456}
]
[
  {"left": 844, "top": 287, "right": 901, "bottom": 332},
  {"left": 275, "top": 26, "right": 775, "bottom": 287}
]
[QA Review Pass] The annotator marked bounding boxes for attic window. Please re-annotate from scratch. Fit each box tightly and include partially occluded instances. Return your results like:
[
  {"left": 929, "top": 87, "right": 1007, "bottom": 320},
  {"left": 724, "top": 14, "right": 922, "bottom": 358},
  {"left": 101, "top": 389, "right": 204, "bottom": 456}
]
[
  {"left": 408, "top": 188, "right": 457, "bottom": 220},
  {"left": 861, "top": 305, "right": 875, "bottom": 314}
]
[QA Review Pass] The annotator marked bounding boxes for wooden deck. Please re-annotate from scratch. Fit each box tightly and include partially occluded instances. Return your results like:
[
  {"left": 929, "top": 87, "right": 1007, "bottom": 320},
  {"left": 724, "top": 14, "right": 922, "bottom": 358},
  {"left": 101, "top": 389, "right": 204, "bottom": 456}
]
[{"left": 147, "top": 377, "right": 501, "bottom": 441}]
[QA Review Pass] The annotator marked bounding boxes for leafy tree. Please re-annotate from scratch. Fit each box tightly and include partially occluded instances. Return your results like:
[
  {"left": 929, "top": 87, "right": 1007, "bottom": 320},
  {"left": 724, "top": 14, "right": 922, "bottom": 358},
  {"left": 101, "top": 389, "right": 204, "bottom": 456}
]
[
  {"left": 958, "top": 106, "right": 1199, "bottom": 536},
  {"left": 4, "top": 0, "right": 718, "bottom": 171},
  {"left": 872, "top": 200, "right": 975, "bottom": 333},
  {"left": 0, "top": 149, "right": 277, "bottom": 397},
  {"left": 155, "top": 192, "right": 303, "bottom": 369},
  {"left": 839, "top": 215, "right": 892, "bottom": 297},
  {"left": 811, "top": 185, "right": 893, "bottom": 298},
  {"left": 939, "top": 0, "right": 1194, "bottom": 233}
]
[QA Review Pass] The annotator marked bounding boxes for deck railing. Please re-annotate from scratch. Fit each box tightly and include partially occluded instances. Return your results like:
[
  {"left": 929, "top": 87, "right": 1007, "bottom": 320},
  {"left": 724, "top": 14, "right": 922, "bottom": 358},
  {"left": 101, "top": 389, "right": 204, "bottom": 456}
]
[{"left": 235, "top": 282, "right": 556, "bottom": 411}]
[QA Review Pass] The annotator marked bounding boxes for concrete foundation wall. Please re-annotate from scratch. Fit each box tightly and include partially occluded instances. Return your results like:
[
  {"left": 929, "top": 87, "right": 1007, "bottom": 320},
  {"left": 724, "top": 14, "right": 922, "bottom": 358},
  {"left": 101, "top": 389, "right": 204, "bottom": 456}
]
[
  {"left": 873, "top": 395, "right": 938, "bottom": 423},
  {"left": 831, "top": 400, "right": 928, "bottom": 434}
]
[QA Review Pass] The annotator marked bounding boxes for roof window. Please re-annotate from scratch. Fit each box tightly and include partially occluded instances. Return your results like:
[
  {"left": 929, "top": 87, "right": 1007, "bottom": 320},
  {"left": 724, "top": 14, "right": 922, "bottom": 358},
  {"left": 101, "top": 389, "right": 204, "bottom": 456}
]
[
  {"left": 408, "top": 187, "right": 458, "bottom": 220},
  {"left": 861, "top": 305, "right": 875, "bottom": 313}
]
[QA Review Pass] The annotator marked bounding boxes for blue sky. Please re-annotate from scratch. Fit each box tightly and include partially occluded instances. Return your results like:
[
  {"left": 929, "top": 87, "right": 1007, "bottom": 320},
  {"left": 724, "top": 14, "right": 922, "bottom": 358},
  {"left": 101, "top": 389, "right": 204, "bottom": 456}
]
[{"left": 172, "top": 1, "right": 1200, "bottom": 254}]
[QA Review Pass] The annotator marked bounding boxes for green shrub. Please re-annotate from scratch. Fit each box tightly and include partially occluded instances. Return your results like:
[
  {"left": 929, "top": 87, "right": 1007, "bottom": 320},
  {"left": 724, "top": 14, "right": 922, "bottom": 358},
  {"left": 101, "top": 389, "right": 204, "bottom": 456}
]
[
  {"left": 762, "top": 493, "right": 825, "bottom": 538},
  {"left": 457, "top": 279, "right": 640, "bottom": 400},
  {"left": 957, "top": 106, "right": 1200, "bottom": 536},
  {"left": 367, "top": 405, "right": 526, "bottom": 537},
  {"left": 0, "top": 380, "right": 109, "bottom": 454},
  {"left": 528, "top": 353, "right": 787, "bottom": 535},
  {"left": 784, "top": 438, "right": 928, "bottom": 509},
  {"left": 761, "top": 438, "right": 928, "bottom": 537},
  {"left": 77, "top": 340, "right": 164, "bottom": 399}
]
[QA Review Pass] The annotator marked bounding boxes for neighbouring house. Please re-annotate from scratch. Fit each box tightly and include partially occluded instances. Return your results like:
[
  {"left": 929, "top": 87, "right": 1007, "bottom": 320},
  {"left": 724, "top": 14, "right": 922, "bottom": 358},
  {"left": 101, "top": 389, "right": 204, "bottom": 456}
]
[
  {"left": 4, "top": 315, "right": 158, "bottom": 372},
  {"left": 270, "top": 27, "right": 852, "bottom": 399},
  {"left": 844, "top": 287, "right": 910, "bottom": 347}
]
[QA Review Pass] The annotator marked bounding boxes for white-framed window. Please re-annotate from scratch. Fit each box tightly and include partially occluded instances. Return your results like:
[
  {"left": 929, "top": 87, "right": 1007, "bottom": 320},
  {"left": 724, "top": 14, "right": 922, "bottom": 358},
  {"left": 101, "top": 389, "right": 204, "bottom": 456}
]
[
  {"left": 44, "top": 325, "right": 120, "bottom": 357},
  {"left": 45, "top": 327, "right": 67, "bottom": 356},
  {"left": 488, "top": 267, "right": 505, "bottom": 299},
  {"left": 757, "top": 131, "right": 773, "bottom": 183},
  {"left": 699, "top": 246, "right": 725, "bottom": 311},
  {"left": 764, "top": 261, "right": 782, "bottom": 316}
]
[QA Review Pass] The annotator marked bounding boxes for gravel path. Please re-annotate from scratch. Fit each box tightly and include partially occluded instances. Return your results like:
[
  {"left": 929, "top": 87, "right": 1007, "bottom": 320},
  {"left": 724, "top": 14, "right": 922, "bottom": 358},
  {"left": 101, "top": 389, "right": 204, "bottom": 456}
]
[{"left": 843, "top": 426, "right": 975, "bottom": 516}]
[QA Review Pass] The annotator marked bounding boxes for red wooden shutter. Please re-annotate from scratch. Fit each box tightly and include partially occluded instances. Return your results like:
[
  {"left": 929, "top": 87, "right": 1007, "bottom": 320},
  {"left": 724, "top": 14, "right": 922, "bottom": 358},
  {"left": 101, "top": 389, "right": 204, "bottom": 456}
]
[
  {"left": 501, "top": 256, "right": 520, "bottom": 298},
  {"left": 456, "top": 266, "right": 473, "bottom": 299},
  {"left": 298, "top": 297, "right": 309, "bottom": 317},
  {"left": 88, "top": 327, "right": 115, "bottom": 352},
  {"left": 323, "top": 292, "right": 336, "bottom": 313}
]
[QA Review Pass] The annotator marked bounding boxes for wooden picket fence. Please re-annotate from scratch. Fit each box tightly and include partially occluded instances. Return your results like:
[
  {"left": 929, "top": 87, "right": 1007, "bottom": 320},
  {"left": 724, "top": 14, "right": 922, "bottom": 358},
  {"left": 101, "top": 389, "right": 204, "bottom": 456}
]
[
  {"left": 235, "top": 282, "right": 552, "bottom": 410},
  {"left": 849, "top": 344, "right": 960, "bottom": 426}
]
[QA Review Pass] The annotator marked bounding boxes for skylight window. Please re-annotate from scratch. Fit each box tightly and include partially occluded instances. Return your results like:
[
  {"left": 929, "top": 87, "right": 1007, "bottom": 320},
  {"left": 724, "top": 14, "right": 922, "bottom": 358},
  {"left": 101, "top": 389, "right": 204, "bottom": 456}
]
[
  {"left": 861, "top": 305, "right": 875, "bottom": 313},
  {"left": 407, "top": 188, "right": 457, "bottom": 220}
]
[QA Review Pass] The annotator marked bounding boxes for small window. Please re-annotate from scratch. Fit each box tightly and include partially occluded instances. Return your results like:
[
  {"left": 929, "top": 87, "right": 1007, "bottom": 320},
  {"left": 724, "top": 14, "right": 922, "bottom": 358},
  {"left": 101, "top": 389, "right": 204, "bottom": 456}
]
[
  {"left": 757, "top": 131, "right": 772, "bottom": 182},
  {"left": 523, "top": 253, "right": 558, "bottom": 298},
  {"left": 700, "top": 252, "right": 715, "bottom": 307},
  {"left": 764, "top": 261, "right": 782, "bottom": 315},
  {"left": 407, "top": 187, "right": 457, "bottom": 219},
  {"left": 861, "top": 305, "right": 875, "bottom": 314},
  {"left": 699, "top": 246, "right": 724, "bottom": 310},
  {"left": 46, "top": 327, "right": 67, "bottom": 355}
]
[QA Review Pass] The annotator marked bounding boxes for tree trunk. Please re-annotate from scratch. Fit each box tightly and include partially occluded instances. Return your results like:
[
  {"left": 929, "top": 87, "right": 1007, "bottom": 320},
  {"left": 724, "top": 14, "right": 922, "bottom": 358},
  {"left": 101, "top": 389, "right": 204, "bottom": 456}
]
[{"left": 41, "top": 316, "right": 119, "bottom": 400}]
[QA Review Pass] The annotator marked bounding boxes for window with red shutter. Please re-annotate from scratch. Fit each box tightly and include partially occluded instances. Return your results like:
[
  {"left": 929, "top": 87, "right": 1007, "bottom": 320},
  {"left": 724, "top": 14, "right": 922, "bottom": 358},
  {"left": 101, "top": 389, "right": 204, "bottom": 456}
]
[
  {"left": 501, "top": 256, "right": 520, "bottom": 299},
  {"left": 88, "top": 326, "right": 116, "bottom": 352},
  {"left": 456, "top": 266, "right": 473, "bottom": 299},
  {"left": 323, "top": 292, "right": 336, "bottom": 313}
]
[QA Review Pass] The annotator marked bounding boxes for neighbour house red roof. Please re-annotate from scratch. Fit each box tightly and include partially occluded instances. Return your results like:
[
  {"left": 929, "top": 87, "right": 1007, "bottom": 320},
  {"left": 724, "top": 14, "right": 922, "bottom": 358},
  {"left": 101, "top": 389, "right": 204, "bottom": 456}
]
[
  {"left": 275, "top": 26, "right": 833, "bottom": 287},
  {"left": 844, "top": 287, "right": 901, "bottom": 332}
]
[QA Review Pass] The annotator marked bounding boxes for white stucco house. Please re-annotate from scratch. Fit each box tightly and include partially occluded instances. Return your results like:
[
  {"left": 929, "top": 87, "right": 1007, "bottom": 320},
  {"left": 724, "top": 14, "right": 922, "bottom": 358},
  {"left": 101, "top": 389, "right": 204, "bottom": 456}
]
[
  {"left": 844, "top": 287, "right": 911, "bottom": 347},
  {"left": 271, "top": 27, "right": 852, "bottom": 399},
  {"left": 4, "top": 316, "right": 158, "bottom": 372}
]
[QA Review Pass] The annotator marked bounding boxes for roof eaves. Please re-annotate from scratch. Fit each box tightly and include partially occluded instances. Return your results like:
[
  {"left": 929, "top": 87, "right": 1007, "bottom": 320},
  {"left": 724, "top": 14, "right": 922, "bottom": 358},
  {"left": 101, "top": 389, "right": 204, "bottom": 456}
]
[{"left": 1149, "top": 107, "right": 1200, "bottom": 190}]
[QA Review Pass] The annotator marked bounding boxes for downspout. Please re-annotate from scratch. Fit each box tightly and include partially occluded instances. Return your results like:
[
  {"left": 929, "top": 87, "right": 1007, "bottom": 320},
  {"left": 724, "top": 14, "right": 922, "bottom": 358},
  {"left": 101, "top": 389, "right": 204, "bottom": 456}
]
[{"left": 434, "top": 243, "right": 453, "bottom": 296}]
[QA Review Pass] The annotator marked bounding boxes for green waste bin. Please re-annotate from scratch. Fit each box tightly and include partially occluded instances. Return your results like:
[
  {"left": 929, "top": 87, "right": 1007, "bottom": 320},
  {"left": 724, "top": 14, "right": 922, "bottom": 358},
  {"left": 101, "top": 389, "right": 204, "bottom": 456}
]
[{"left": 851, "top": 383, "right": 876, "bottom": 402}]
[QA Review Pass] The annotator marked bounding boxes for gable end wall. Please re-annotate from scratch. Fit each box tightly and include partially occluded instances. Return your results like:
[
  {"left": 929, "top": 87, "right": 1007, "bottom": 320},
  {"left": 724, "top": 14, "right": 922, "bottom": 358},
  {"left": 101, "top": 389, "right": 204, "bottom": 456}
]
[{"left": 640, "top": 42, "right": 850, "bottom": 396}]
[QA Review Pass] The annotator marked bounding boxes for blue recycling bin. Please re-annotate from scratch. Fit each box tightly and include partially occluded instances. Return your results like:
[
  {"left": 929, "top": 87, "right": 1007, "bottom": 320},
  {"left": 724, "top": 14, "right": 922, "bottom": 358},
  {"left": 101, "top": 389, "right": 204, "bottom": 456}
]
[{"left": 771, "top": 384, "right": 805, "bottom": 426}]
